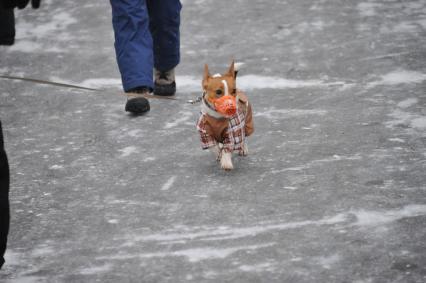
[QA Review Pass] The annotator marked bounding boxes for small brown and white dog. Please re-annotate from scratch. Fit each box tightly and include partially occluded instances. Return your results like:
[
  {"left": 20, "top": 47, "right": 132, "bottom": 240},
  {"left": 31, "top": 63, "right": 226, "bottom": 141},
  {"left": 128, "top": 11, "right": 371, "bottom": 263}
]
[{"left": 196, "top": 61, "right": 254, "bottom": 170}]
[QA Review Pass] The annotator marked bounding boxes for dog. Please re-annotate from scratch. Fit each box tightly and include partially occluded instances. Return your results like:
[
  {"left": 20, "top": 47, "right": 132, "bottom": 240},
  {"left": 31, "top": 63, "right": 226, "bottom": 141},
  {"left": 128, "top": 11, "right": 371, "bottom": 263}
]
[{"left": 196, "top": 61, "right": 254, "bottom": 170}]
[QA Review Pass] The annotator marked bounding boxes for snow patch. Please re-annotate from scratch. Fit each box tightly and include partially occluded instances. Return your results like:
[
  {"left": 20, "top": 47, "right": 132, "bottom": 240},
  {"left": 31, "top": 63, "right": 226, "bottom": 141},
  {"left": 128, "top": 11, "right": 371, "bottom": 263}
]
[
  {"left": 129, "top": 213, "right": 347, "bottom": 243},
  {"left": 5, "top": 276, "right": 42, "bottom": 283},
  {"left": 368, "top": 70, "right": 426, "bottom": 87},
  {"left": 352, "top": 204, "right": 426, "bottom": 227},
  {"left": 255, "top": 108, "right": 327, "bottom": 120},
  {"left": 316, "top": 254, "right": 341, "bottom": 269},
  {"left": 411, "top": 117, "right": 426, "bottom": 130},
  {"left": 7, "top": 41, "right": 42, "bottom": 53},
  {"left": 4, "top": 250, "right": 21, "bottom": 266},
  {"left": 357, "top": 2, "right": 380, "bottom": 17},
  {"left": 49, "top": 165, "right": 63, "bottom": 170},
  {"left": 283, "top": 186, "right": 298, "bottom": 190},
  {"left": 386, "top": 109, "right": 426, "bottom": 130},
  {"left": 119, "top": 146, "right": 138, "bottom": 158},
  {"left": 126, "top": 129, "right": 143, "bottom": 138},
  {"left": 79, "top": 264, "right": 113, "bottom": 275},
  {"left": 388, "top": 138, "right": 405, "bottom": 143},
  {"left": 100, "top": 243, "right": 274, "bottom": 263},
  {"left": 32, "top": 246, "right": 54, "bottom": 257},
  {"left": 172, "top": 244, "right": 273, "bottom": 262},
  {"left": 16, "top": 11, "right": 77, "bottom": 39},
  {"left": 397, "top": 98, "right": 418, "bottom": 108},
  {"left": 164, "top": 111, "right": 193, "bottom": 129},
  {"left": 79, "top": 78, "right": 122, "bottom": 89},
  {"left": 239, "top": 75, "right": 322, "bottom": 90},
  {"left": 161, "top": 176, "right": 177, "bottom": 191},
  {"left": 392, "top": 22, "right": 419, "bottom": 34},
  {"left": 177, "top": 75, "right": 350, "bottom": 93},
  {"left": 239, "top": 262, "right": 276, "bottom": 272}
]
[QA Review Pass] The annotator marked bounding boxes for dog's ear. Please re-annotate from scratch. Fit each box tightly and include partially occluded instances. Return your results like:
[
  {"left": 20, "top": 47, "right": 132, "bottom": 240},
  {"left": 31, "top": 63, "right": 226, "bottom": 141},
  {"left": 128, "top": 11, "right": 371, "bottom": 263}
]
[
  {"left": 202, "top": 64, "right": 210, "bottom": 90},
  {"left": 227, "top": 60, "right": 235, "bottom": 78},
  {"left": 203, "top": 64, "right": 210, "bottom": 81}
]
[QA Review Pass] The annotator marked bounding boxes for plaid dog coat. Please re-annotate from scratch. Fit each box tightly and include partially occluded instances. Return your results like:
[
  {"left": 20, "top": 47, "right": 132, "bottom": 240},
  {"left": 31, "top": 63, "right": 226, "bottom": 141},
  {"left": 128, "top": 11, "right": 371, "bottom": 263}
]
[{"left": 196, "top": 91, "right": 254, "bottom": 153}]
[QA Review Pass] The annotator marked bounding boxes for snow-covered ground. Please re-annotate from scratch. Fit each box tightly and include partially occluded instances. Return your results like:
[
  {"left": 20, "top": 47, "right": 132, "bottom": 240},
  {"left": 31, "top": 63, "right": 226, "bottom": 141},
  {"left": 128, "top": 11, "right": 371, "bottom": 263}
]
[{"left": 0, "top": 0, "right": 425, "bottom": 282}]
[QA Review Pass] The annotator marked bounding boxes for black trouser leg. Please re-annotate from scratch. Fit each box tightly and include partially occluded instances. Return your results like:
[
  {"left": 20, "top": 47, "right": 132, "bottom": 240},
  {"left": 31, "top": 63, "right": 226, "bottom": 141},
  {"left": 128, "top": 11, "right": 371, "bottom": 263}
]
[
  {"left": 0, "top": 121, "right": 10, "bottom": 269},
  {"left": 0, "top": 7, "right": 15, "bottom": 45}
]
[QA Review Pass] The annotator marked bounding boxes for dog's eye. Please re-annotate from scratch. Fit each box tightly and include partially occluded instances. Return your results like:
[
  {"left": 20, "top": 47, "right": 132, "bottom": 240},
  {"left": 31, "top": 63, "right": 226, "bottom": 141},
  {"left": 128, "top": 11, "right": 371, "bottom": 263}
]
[{"left": 215, "top": 89, "right": 223, "bottom": 96}]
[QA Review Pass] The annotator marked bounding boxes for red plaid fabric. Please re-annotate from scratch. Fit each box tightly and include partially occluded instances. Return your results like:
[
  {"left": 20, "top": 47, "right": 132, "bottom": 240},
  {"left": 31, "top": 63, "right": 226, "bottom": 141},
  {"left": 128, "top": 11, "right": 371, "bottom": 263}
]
[{"left": 196, "top": 107, "right": 246, "bottom": 153}]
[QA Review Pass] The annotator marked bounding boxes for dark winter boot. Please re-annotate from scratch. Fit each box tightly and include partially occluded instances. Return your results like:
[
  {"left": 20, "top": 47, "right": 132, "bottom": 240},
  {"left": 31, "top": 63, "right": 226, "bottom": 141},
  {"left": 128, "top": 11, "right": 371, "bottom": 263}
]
[
  {"left": 154, "top": 68, "right": 176, "bottom": 96},
  {"left": 125, "top": 87, "right": 151, "bottom": 115}
]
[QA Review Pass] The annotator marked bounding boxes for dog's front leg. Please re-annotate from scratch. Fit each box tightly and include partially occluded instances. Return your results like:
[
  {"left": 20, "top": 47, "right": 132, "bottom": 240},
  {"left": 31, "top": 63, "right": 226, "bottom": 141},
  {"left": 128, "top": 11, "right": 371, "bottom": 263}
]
[
  {"left": 239, "top": 142, "right": 249, "bottom": 156},
  {"left": 220, "top": 150, "right": 234, "bottom": 170},
  {"left": 209, "top": 143, "right": 222, "bottom": 161}
]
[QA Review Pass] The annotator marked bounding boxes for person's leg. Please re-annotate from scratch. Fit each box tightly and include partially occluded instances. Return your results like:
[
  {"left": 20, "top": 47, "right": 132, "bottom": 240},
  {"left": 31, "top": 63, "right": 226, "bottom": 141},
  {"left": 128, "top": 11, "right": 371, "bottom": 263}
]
[
  {"left": 0, "top": 7, "right": 15, "bottom": 46},
  {"left": 110, "top": 0, "right": 154, "bottom": 92},
  {"left": 147, "top": 0, "right": 182, "bottom": 96},
  {"left": 110, "top": 0, "right": 152, "bottom": 114},
  {"left": 0, "top": 121, "right": 10, "bottom": 269},
  {"left": 147, "top": 0, "right": 181, "bottom": 72}
]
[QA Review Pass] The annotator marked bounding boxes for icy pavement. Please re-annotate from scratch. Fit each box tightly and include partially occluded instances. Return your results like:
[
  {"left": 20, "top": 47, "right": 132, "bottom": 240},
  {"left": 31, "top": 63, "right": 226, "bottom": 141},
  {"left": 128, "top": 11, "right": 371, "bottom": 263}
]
[{"left": 0, "top": 0, "right": 426, "bottom": 282}]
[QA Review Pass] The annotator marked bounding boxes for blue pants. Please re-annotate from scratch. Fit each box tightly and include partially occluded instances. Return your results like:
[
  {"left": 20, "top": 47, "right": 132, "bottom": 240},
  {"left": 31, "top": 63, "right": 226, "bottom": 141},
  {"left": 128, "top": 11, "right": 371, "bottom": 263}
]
[{"left": 110, "top": 0, "right": 182, "bottom": 92}]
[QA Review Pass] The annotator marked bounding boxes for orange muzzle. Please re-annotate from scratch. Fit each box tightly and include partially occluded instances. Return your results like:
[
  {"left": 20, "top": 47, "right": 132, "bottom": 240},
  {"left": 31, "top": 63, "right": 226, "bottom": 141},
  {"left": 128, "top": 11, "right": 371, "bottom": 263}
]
[{"left": 214, "top": 95, "right": 237, "bottom": 117}]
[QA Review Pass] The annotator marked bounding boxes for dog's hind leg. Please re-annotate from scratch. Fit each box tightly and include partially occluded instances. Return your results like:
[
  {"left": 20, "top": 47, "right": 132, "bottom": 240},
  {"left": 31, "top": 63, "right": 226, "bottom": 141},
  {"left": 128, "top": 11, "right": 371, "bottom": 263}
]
[{"left": 220, "top": 151, "right": 234, "bottom": 170}]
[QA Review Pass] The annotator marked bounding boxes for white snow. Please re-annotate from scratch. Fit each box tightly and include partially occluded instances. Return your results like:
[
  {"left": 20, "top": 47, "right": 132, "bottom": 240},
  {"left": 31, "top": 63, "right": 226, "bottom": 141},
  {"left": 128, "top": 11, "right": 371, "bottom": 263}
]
[
  {"left": 126, "top": 129, "right": 143, "bottom": 138},
  {"left": 238, "top": 75, "right": 323, "bottom": 90},
  {"left": 283, "top": 186, "right": 298, "bottom": 190},
  {"left": 118, "top": 146, "right": 138, "bottom": 158},
  {"left": 79, "top": 264, "right": 112, "bottom": 275},
  {"left": 49, "top": 165, "right": 64, "bottom": 170},
  {"left": 79, "top": 78, "right": 122, "bottom": 89},
  {"left": 177, "top": 75, "right": 350, "bottom": 93},
  {"left": 161, "top": 176, "right": 177, "bottom": 191},
  {"left": 98, "top": 243, "right": 274, "bottom": 263},
  {"left": 316, "top": 254, "right": 341, "bottom": 269},
  {"left": 164, "top": 111, "right": 193, "bottom": 129},
  {"left": 15, "top": 11, "right": 77, "bottom": 39},
  {"left": 386, "top": 109, "right": 426, "bottom": 131},
  {"left": 397, "top": 98, "right": 418, "bottom": 108},
  {"left": 388, "top": 138, "right": 405, "bottom": 143},
  {"left": 411, "top": 117, "right": 426, "bottom": 130},
  {"left": 128, "top": 213, "right": 347, "bottom": 243},
  {"left": 392, "top": 22, "right": 419, "bottom": 34},
  {"left": 368, "top": 70, "right": 426, "bottom": 87},
  {"left": 5, "top": 276, "right": 42, "bottom": 283},
  {"left": 239, "top": 262, "right": 276, "bottom": 272},
  {"left": 352, "top": 204, "right": 426, "bottom": 226},
  {"left": 254, "top": 108, "right": 327, "bottom": 120},
  {"left": 31, "top": 246, "right": 54, "bottom": 257},
  {"left": 6, "top": 41, "right": 42, "bottom": 53},
  {"left": 357, "top": 2, "right": 380, "bottom": 17}
]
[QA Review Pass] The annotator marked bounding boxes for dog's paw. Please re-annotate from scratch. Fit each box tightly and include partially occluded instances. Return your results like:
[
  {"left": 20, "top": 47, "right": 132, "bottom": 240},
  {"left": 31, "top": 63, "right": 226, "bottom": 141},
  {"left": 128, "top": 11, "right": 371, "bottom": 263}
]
[
  {"left": 239, "top": 143, "right": 248, "bottom": 156},
  {"left": 220, "top": 151, "right": 234, "bottom": 170},
  {"left": 209, "top": 144, "right": 221, "bottom": 161}
]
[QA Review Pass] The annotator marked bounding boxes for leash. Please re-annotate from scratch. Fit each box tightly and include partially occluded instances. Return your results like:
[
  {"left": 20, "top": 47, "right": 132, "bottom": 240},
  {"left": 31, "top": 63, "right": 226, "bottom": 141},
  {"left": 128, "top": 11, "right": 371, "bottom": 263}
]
[
  {"left": 187, "top": 94, "right": 203, "bottom": 104},
  {"left": 0, "top": 74, "right": 179, "bottom": 101}
]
